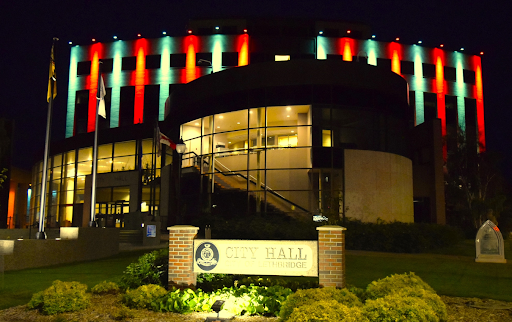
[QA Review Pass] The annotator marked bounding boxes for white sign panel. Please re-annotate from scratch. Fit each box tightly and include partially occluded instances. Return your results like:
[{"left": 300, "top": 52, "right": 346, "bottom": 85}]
[{"left": 193, "top": 239, "right": 318, "bottom": 277}]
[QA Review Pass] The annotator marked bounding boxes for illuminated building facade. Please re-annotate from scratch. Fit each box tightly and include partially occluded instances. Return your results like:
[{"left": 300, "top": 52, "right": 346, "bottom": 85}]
[{"left": 29, "top": 18, "right": 485, "bottom": 229}]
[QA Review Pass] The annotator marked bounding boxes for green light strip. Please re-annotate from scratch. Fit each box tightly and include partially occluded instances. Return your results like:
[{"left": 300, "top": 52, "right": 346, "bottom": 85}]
[
  {"left": 316, "top": 36, "right": 327, "bottom": 59},
  {"left": 364, "top": 40, "right": 378, "bottom": 66},
  {"left": 110, "top": 41, "right": 125, "bottom": 128},
  {"left": 158, "top": 37, "right": 172, "bottom": 120},
  {"left": 454, "top": 52, "right": 466, "bottom": 130},
  {"left": 65, "top": 46, "right": 79, "bottom": 138}
]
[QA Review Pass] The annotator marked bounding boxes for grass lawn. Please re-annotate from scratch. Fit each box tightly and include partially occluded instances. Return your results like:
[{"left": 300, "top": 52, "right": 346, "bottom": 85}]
[
  {"left": 345, "top": 250, "right": 512, "bottom": 302},
  {"left": 2, "top": 239, "right": 512, "bottom": 310},
  {"left": 0, "top": 249, "right": 149, "bottom": 310}
]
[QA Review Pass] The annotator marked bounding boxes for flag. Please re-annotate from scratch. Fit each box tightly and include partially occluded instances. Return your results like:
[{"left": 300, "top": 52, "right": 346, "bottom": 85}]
[
  {"left": 156, "top": 126, "right": 176, "bottom": 156},
  {"left": 97, "top": 75, "right": 106, "bottom": 118},
  {"left": 47, "top": 43, "right": 57, "bottom": 102}
]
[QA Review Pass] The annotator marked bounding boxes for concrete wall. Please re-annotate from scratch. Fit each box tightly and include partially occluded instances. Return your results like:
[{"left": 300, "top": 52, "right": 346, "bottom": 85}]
[
  {"left": 344, "top": 149, "right": 413, "bottom": 223},
  {"left": 2, "top": 227, "right": 119, "bottom": 271},
  {"left": 0, "top": 228, "right": 60, "bottom": 240}
]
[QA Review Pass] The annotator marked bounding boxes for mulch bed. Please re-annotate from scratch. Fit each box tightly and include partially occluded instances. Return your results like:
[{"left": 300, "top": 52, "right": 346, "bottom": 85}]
[{"left": 0, "top": 294, "right": 511, "bottom": 321}]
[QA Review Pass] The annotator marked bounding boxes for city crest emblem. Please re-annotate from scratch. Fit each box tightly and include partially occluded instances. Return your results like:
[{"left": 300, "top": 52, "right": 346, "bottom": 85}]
[{"left": 195, "top": 242, "right": 219, "bottom": 271}]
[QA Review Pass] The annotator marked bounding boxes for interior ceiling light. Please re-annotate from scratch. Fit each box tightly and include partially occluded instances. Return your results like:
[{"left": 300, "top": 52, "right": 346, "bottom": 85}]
[{"left": 286, "top": 107, "right": 291, "bottom": 111}]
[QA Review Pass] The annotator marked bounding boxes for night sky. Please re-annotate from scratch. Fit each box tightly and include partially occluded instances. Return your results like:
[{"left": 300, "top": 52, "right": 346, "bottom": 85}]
[{"left": 2, "top": 0, "right": 511, "bottom": 181}]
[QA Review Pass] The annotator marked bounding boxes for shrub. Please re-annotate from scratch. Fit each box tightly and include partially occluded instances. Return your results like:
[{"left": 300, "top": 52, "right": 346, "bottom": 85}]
[
  {"left": 286, "top": 300, "right": 368, "bottom": 322},
  {"left": 366, "top": 272, "right": 435, "bottom": 300},
  {"left": 394, "top": 288, "right": 448, "bottom": 322},
  {"left": 197, "top": 273, "right": 237, "bottom": 292},
  {"left": 363, "top": 294, "right": 438, "bottom": 322},
  {"left": 91, "top": 281, "right": 121, "bottom": 294},
  {"left": 119, "top": 248, "right": 168, "bottom": 289},
  {"left": 336, "top": 219, "right": 464, "bottom": 253},
  {"left": 153, "top": 288, "right": 213, "bottom": 314},
  {"left": 279, "top": 287, "right": 362, "bottom": 321},
  {"left": 122, "top": 284, "right": 167, "bottom": 309},
  {"left": 27, "top": 280, "right": 90, "bottom": 315}
]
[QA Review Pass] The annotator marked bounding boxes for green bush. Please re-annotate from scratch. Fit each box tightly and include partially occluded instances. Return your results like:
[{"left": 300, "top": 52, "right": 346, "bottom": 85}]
[
  {"left": 363, "top": 294, "right": 438, "bottom": 322},
  {"left": 279, "top": 287, "right": 362, "bottom": 321},
  {"left": 27, "top": 280, "right": 90, "bottom": 315},
  {"left": 119, "top": 248, "right": 168, "bottom": 289},
  {"left": 91, "top": 281, "right": 121, "bottom": 294},
  {"left": 122, "top": 284, "right": 168, "bottom": 309},
  {"left": 394, "top": 288, "right": 448, "bottom": 322},
  {"left": 287, "top": 300, "right": 368, "bottom": 322},
  {"left": 338, "top": 219, "right": 464, "bottom": 253},
  {"left": 365, "top": 272, "right": 435, "bottom": 300}
]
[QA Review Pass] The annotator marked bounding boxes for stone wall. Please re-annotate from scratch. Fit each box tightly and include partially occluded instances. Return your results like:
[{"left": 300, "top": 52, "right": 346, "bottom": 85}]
[{"left": 2, "top": 228, "right": 119, "bottom": 271}]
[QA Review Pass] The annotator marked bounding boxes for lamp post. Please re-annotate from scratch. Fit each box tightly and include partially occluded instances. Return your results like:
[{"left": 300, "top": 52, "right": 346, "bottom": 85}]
[{"left": 175, "top": 138, "right": 186, "bottom": 223}]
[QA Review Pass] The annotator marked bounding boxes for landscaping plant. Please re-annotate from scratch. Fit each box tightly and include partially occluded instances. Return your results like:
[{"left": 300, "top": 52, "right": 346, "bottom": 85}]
[
  {"left": 91, "top": 281, "right": 121, "bottom": 295},
  {"left": 27, "top": 280, "right": 90, "bottom": 315},
  {"left": 119, "top": 248, "right": 168, "bottom": 289}
]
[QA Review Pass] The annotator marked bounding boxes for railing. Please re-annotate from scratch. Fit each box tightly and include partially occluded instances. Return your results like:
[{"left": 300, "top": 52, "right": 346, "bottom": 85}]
[{"left": 213, "top": 158, "right": 310, "bottom": 214}]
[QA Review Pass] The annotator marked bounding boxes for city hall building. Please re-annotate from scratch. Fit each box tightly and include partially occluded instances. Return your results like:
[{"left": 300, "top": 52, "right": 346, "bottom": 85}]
[{"left": 29, "top": 18, "right": 485, "bottom": 229}]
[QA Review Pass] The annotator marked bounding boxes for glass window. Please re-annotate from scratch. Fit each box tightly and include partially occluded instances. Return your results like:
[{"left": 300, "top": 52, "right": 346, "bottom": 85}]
[
  {"left": 75, "top": 189, "right": 85, "bottom": 203},
  {"left": 203, "top": 116, "right": 213, "bottom": 135},
  {"left": 97, "top": 158, "right": 112, "bottom": 173},
  {"left": 52, "top": 166, "right": 62, "bottom": 180},
  {"left": 65, "top": 151, "right": 75, "bottom": 164},
  {"left": 322, "top": 130, "right": 332, "bottom": 147},
  {"left": 63, "top": 190, "right": 74, "bottom": 204},
  {"left": 78, "top": 147, "right": 92, "bottom": 162},
  {"left": 76, "top": 176, "right": 86, "bottom": 189},
  {"left": 114, "top": 141, "right": 136, "bottom": 157},
  {"left": 142, "top": 139, "right": 153, "bottom": 154},
  {"left": 53, "top": 154, "right": 63, "bottom": 167},
  {"left": 113, "top": 186, "right": 131, "bottom": 202},
  {"left": 249, "top": 107, "right": 265, "bottom": 128},
  {"left": 113, "top": 156, "right": 136, "bottom": 171},
  {"left": 77, "top": 161, "right": 92, "bottom": 176},
  {"left": 98, "top": 144, "right": 113, "bottom": 159},
  {"left": 64, "top": 162, "right": 75, "bottom": 178},
  {"left": 183, "top": 119, "right": 202, "bottom": 141}
]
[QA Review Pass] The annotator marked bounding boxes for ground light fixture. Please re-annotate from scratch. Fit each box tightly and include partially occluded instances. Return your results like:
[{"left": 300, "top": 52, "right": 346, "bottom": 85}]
[{"left": 205, "top": 300, "right": 227, "bottom": 321}]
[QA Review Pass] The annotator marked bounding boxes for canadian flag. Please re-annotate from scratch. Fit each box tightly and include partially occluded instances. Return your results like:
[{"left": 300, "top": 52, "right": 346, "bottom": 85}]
[{"left": 156, "top": 127, "right": 176, "bottom": 156}]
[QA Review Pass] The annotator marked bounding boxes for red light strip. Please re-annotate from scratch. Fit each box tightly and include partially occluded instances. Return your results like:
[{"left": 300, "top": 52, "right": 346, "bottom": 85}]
[
  {"left": 473, "top": 56, "right": 485, "bottom": 152},
  {"left": 183, "top": 35, "right": 199, "bottom": 83},
  {"left": 434, "top": 48, "right": 447, "bottom": 159},
  {"left": 340, "top": 38, "right": 355, "bottom": 61},
  {"left": 87, "top": 43, "right": 104, "bottom": 132},
  {"left": 131, "top": 38, "right": 149, "bottom": 124},
  {"left": 389, "top": 42, "right": 402, "bottom": 75},
  {"left": 237, "top": 34, "right": 249, "bottom": 66}
]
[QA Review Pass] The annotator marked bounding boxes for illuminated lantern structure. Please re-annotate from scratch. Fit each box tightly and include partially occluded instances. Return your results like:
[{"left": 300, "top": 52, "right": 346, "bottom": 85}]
[{"left": 28, "top": 18, "right": 484, "bottom": 229}]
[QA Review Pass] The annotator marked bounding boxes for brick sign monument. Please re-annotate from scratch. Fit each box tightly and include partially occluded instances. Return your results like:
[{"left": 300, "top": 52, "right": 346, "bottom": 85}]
[{"left": 167, "top": 225, "right": 346, "bottom": 288}]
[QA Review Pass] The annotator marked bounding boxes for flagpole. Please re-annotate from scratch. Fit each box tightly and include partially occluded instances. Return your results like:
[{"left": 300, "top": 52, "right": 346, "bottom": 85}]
[
  {"left": 36, "top": 37, "right": 59, "bottom": 240},
  {"left": 89, "top": 61, "right": 103, "bottom": 227}
]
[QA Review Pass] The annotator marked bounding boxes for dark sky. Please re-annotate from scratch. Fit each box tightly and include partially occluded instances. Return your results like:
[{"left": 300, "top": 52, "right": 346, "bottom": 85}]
[{"left": 2, "top": 0, "right": 511, "bottom": 180}]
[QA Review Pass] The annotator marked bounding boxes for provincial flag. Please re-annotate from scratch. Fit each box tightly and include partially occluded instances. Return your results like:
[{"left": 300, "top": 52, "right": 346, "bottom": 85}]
[
  {"left": 47, "top": 43, "right": 57, "bottom": 102},
  {"left": 97, "top": 75, "right": 106, "bottom": 118}
]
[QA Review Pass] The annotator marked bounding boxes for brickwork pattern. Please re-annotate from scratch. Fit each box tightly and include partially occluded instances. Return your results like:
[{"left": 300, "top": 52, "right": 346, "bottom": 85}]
[
  {"left": 168, "top": 225, "right": 199, "bottom": 288},
  {"left": 317, "top": 226, "right": 346, "bottom": 288}
]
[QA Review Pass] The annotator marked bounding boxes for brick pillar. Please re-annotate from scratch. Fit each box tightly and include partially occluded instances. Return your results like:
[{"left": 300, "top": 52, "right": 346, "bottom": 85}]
[
  {"left": 168, "top": 225, "right": 199, "bottom": 288},
  {"left": 317, "top": 225, "right": 347, "bottom": 288}
]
